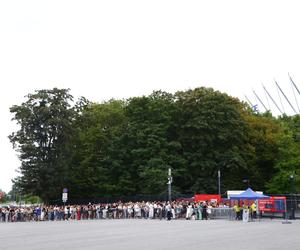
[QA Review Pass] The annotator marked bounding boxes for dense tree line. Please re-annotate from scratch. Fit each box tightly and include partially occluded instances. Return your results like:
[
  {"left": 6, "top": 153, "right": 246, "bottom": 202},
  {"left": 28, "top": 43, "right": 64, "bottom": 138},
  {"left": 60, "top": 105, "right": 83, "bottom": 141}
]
[{"left": 9, "top": 87, "right": 300, "bottom": 202}]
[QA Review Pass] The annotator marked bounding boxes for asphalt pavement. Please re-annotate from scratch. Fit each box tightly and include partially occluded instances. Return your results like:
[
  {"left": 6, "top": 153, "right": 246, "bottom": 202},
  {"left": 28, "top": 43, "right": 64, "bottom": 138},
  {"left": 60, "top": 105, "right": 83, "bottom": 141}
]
[{"left": 0, "top": 219, "right": 299, "bottom": 250}]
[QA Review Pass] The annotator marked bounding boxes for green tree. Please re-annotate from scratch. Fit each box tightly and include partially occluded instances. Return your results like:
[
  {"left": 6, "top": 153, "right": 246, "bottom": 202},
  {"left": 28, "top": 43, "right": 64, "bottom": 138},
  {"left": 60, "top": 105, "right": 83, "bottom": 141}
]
[
  {"left": 0, "top": 189, "right": 7, "bottom": 203},
  {"left": 69, "top": 99, "right": 131, "bottom": 197},
  {"left": 240, "top": 111, "right": 282, "bottom": 191},
  {"left": 123, "top": 91, "right": 185, "bottom": 194},
  {"left": 266, "top": 115, "right": 300, "bottom": 193},
  {"left": 9, "top": 88, "right": 77, "bottom": 202},
  {"left": 174, "top": 87, "right": 250, "bottom": 193},
  {"left": 10, "top": 86, "right": 298, "bottom": 201}
]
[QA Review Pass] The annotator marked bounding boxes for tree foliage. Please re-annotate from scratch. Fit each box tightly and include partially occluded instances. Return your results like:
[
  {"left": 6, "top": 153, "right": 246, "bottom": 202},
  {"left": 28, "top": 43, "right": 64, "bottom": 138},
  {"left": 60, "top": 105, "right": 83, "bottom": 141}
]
[
  {"left": 9, "top": 88, "right": 77, "bottom": 201},
  {"left": 266, "top": 115, "right": 300, "bottom": 193},
  {"left": 9, "top": 87, "right": 300, "bottom": 201}
]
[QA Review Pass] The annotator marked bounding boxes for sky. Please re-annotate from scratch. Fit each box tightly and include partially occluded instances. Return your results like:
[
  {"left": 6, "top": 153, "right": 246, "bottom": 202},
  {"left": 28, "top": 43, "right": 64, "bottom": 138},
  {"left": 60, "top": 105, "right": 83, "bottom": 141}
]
[{"left": 0, "top": 0, "right": 300, "bottom": 192}]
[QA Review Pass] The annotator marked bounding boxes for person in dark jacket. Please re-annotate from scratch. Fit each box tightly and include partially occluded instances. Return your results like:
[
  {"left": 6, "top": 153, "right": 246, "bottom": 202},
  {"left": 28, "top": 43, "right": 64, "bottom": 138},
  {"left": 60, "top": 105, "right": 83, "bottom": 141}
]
[{"left": 202, "top": 202, "right": 208, "bottom": 220}]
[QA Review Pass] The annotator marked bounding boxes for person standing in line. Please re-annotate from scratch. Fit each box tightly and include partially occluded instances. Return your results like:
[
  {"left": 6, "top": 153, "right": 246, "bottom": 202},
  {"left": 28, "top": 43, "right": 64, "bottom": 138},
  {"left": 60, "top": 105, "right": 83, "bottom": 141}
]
[
  {"left": 197, "top": 203, "right": 202, "bottom": 220},
  {"left": 233, "top": 202, "right": 241, "bottom": 220},
  {"left": 149, "top": 203, "right": 154, "bottom": 219},
  {"left": 88, "top": 203, "right": 92, "bottom": 220},
  {"left": 76, "top": 206, "right": 81, "bottom": 220},
  {"left": 250, "top": 202, "right": 257, "bottom": 219},
  {"left": 186, "top": 203, "right": 193, "bottom": 220},
  {"left": 123, "top": 204, "right": 128, "bottom": 219},
  {"left": 157, "top": 203, "right": 163, "bottom": 220},
  {"left": 143, "top": 203, "right": 149, "bottom": 219},
  {"left": 171, "top": 204, "right": 176, "bottom": 219},
  {"left": 36, "top": 206, "right": 41, "bottom": 221},
  {"left": 127, "top": 204, "right": 133, "bottom": 219},
  {"left": 202, "top": 202, "right": 208, "bottom": 220},
  {"left": 207, "top": 203, "right": 212, "bottom": 220},
  {"left": 41, "top": 207, "right": 45, "bottom": 221},
  {"left": 117, "top": 203, "right": 123, "bottom": 219},
  {"left": 166, "top": 202, "right": 172, "bottom": 221},
  {"left": 64, "top": 206, "right": 69, "bottom": 221}
]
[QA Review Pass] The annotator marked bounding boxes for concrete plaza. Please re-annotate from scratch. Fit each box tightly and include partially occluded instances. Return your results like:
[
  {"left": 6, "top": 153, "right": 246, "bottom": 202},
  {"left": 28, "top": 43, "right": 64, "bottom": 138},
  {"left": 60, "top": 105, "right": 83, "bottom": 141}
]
[{"left": 0, "top": 219, "right": 299, "bottom": 250}]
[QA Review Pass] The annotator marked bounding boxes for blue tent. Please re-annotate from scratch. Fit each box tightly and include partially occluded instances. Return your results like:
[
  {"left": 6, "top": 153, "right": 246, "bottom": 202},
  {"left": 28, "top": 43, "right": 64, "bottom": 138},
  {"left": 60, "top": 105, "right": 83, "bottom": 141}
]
[{"left": 230, "top": 188, "right": 269, "bottom": 200}]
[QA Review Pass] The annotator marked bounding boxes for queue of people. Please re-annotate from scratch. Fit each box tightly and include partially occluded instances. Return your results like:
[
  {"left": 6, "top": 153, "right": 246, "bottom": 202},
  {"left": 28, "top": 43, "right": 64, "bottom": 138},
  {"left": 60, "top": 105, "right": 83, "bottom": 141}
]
[{"left": 0, "top": 200, "right": 229, "bottom": 223}]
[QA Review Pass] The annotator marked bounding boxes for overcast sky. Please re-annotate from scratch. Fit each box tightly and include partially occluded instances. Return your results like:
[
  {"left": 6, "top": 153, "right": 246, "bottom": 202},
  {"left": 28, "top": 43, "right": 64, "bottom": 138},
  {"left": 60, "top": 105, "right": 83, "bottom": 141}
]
[{"left": 1, "top": 0, "right": 300, "bottom": 192}]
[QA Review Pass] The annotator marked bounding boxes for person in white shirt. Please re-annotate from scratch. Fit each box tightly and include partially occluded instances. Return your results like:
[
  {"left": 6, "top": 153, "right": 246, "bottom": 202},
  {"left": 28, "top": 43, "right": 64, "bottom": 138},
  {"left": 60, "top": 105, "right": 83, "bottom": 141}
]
[
  {"left": 64, "top": 206, "right": 69, "bottom": 220},
  {"left": 186, "top": 204, "right": 193, "bottom": 220},
  {"left": 134, "top": 203, "right": 141, "bottom": 218},
  {"left": 41, "top": 207, "right": 45, "bottom": 221},
  {"left": 171, "top": 205, "right": 175, "bottom": 219},
  {"left": 207, "top": 204, "right": 212, "bottom": 219},
  {"left": 149, "top": 203, "right": 154, "bottom": 219}
]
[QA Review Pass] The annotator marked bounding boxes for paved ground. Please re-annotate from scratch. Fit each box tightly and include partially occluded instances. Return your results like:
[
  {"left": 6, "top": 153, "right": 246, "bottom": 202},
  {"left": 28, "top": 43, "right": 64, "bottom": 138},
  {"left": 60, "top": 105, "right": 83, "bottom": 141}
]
[{"left": 0, "top": 219, "right": 299, "bottom": 250}]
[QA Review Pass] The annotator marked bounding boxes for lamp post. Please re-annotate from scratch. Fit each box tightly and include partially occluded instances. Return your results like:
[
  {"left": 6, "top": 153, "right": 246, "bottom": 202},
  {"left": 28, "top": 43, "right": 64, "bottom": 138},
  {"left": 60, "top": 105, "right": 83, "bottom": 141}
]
[
  {"left": 290, "top": 174, "right": 295, "bottom": 220},
  {"left": 218, "top": 170, "right": 221, "bottom": 196},
  {"left": 167, "top": 168, "right": 172, "bottom": 203}
]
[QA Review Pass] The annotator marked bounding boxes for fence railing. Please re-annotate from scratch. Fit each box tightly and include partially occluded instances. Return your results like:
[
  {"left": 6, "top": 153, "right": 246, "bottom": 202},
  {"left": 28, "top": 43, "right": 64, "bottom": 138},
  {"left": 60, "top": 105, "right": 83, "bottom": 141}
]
[{"left": 210, "top": 208, "right": 235, "bottom": 220}]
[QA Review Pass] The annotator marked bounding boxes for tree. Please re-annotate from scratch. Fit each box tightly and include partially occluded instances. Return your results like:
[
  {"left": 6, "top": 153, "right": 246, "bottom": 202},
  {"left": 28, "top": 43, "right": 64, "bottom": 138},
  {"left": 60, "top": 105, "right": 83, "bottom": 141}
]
[
  {"left": 10, "top": 86, "right": 298, "bottom": 201},
  {"left": 174, "top": 87, "right": 255, "bottom": 193},
  {"left": 266, "top": 115, "right": 300, "bottom": 193},
  {"left": 68, "top": 99, "right": 131, "bottom": 197},
  {"left": 239, "top": 111, "right": 282, "bottom": 191},
  {"left": 0, "top": 189, "right": 7, "bottom": 203},
  {"left": 9, "top": 88, "right": 77, "bottom": 202},
  {"left": 123, "top": 91, "right": 184, "bottom": 194}
]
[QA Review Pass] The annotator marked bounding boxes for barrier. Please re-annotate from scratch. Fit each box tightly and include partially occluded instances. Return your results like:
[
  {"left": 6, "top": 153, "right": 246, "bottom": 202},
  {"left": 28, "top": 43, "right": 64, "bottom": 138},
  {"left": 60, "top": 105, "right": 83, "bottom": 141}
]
[{"left": 209, "top": 208, "right": 235, "bottom": 220}]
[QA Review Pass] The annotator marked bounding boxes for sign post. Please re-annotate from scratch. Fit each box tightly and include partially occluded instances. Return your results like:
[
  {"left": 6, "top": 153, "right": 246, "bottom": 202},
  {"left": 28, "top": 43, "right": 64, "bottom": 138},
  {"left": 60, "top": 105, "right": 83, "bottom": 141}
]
[
  {"left": 62, "top": 188, "right": 68, "bottom": 206},
  {"left": 243, "top": 208, "right": 249, "bottom": 222}
]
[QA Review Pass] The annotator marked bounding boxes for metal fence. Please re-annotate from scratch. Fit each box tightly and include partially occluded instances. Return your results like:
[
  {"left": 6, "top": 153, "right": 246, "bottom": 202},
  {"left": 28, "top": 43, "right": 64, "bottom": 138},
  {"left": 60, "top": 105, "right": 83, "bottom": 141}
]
[
  {"left": 210, "top": 208, "right": 235, "bottom": 220},
  {"left": 266, "top": 194, "right": 300, "bottom": 219}
]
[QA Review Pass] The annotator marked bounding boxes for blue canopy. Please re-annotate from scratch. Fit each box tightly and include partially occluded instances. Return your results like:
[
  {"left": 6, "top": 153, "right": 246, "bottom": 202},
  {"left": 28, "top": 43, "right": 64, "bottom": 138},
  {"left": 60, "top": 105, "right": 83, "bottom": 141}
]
[{"left": 230, "top": 188, "right": 269, "bottom": 200}]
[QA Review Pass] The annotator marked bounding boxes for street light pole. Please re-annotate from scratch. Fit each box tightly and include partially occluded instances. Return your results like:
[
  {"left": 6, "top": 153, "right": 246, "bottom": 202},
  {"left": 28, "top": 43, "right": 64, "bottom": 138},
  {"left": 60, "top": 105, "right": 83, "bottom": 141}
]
[
  {"left": 218, "top": 170, "right": 221, "bottom": 196},
  {"left": 290, "top": 174, "right": 295, "bottom": 220},
  {"left": 167, "top": 168, "right": 172, "bottom": 203}
]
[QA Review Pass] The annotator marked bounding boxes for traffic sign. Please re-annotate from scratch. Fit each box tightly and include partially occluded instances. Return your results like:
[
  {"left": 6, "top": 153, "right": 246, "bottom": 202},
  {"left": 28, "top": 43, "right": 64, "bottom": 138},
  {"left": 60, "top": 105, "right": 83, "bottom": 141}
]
[{"left": 62, "top": 192, "right": 68, "bottom": 202}]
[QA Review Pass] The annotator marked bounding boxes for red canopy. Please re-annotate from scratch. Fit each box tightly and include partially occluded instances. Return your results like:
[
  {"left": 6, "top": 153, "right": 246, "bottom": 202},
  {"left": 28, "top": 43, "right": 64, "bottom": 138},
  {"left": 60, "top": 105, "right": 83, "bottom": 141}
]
[{"left": 194, "top": 194, "right": 221, "bottom": 203}]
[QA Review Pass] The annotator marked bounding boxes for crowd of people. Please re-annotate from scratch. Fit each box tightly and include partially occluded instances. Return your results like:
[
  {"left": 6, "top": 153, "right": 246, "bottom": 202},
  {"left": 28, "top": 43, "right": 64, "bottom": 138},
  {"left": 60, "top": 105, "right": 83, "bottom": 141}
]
[{"left": 0, "top": 200, "right": 232, "bottom": 223}]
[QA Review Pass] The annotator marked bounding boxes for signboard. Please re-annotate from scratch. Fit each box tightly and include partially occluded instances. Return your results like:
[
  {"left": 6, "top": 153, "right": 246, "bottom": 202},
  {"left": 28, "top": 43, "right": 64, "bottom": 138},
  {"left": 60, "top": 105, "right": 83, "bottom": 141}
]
[
  {"left": 194, "top": 194, "right": 221, "bottom": 203},
  {"left": 258, "top": 197, "right": 286, "bottom": 213},
  {"left": 62, "top": 192, "right": 68, "bottom": 202},
  {"left": 243, "top": 209, "right": 249, "bottom": 222},
  {"left": 258, "top": 199, "right": 273, "bottom": 212}
]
